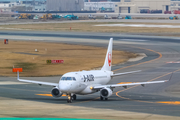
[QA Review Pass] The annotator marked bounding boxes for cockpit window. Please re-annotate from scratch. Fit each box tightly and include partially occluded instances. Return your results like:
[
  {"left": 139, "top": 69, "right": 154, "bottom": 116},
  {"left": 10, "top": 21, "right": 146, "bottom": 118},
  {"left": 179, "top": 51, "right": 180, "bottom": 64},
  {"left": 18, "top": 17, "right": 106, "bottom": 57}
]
[
  {"left": 66, "top": 77, "right": 72, "bottom": 80},
  {"left": 73, "top": 77, "right": 76, "bottom": 81},
  {"left": 61, "top": 77, "right": 66, "bottom": 80}
]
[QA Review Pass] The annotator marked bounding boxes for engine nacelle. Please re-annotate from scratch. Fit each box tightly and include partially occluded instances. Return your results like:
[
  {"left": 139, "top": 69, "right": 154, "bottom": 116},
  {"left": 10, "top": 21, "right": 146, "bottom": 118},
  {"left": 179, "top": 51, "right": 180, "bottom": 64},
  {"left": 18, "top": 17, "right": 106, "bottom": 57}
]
[
  {"left": 51, "top": 87, "right": 63, "bottom": 98},
  {"left": 100, "top": 88, "right": 113, "bottom": 98}
]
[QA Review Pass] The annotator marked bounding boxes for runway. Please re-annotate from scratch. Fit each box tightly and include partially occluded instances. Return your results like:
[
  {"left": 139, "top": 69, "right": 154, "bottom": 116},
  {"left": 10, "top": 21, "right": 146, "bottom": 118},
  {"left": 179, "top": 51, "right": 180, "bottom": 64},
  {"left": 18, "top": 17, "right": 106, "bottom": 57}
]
[{"left": 1, "top": 30, "right": 180, "bottom": 119}]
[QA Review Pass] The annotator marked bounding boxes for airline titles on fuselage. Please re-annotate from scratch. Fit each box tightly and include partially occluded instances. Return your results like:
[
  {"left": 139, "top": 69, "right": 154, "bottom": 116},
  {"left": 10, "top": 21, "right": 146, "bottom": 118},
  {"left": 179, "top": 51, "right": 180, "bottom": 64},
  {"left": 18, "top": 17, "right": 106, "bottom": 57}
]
[{"left": 83, "top": 74, "right": 94, "bottom": 82}]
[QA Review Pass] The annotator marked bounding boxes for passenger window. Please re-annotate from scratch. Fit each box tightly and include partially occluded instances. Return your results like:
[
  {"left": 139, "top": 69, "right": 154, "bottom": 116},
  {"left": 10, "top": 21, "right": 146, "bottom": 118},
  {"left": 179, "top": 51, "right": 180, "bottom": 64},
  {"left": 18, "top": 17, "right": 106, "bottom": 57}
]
[
  {"left": 66, "top": 77, "right": 72, "bottom": 80},
  {"left": 73, "top": 77, "right": 76, "bottom": 81}
]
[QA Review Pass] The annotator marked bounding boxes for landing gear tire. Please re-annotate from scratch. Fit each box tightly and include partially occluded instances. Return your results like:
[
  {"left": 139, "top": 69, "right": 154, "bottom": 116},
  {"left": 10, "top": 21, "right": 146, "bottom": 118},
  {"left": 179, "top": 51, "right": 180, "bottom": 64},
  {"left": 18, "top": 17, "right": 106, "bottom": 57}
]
[
  {"left": 100, "top": 96, "right": 104, "bottom": 101},
  {"left": 67, "top": 99, "right": 72, "bottom": 103},
  {"left": 73, "top": 94, "right": 77, "bottom": 100},
  {"left": 100, "top": 96, "right": 108, "bottom": 101}
]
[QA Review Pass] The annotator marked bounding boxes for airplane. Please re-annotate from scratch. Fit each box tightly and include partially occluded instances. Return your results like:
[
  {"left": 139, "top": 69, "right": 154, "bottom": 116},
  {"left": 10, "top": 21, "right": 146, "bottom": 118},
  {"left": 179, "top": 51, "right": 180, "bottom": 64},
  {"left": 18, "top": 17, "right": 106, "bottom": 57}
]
[{"left": 17, "top": 38, "right": 168, "bottom": 103}]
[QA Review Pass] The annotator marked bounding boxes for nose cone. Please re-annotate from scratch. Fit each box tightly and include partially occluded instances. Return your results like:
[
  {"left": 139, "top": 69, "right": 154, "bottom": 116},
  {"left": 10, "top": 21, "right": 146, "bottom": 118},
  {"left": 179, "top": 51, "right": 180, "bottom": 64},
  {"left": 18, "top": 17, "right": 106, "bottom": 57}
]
[{"left": 59, "top": 81, "right": 71, "bottom": 93}]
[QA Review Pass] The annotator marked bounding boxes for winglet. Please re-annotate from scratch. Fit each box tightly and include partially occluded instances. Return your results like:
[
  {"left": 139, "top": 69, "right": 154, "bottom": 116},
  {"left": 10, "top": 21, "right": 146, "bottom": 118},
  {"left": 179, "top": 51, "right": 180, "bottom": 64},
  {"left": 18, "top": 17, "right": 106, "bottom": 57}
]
[
  {"left": 12, "top": 68, "right": 22, "bottom": 81},
  {"left": 17, "top": 71, "right": 19, "bottom": 80}
]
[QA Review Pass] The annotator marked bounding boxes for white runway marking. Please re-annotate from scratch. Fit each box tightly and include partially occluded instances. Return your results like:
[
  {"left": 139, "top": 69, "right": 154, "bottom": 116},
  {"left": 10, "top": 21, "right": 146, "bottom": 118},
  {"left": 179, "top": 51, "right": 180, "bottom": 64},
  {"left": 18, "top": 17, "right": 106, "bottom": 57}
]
[
  {"left": 0, "top": 37, "right": 44, "bottom": 41},
  {"left": 95, "top": 24, "right": 180, "bottom": 28}
]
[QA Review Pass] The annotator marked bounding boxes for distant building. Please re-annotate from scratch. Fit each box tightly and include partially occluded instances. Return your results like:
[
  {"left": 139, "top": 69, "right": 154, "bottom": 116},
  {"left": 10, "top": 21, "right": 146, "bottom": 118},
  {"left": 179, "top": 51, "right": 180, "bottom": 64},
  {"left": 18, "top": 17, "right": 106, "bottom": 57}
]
[
  {"left": 84, "top": 0, "right": 174, "bottom": 13},
  {"left": 0, "top": 0, "right": 46, "bottom": 4},
  {"left": 46, "top": 0, "right": 84, "bottom": 11},
  {"left": 32, "top": 4, "right": 46, "bottom": 11},
  {"left": 84, "top": 2, "right": 116, "bottom": 11},
  {"left": 0, "top": 2, "right": 25, "bottom": 12},
  {"left": 171, "top": 0, "right": 180, "bottom": 11},
  {"left": 0, "top": 0, "right": 46, "bottom": 12},
  {"left": 84, "top": 0, "right": 119, "bottom": 11},
  {"left": 20, "top": 0, "right": 46, "bottom": 11},
  {"left": 84, "top": 0, "right": 120, "bottom": 2},
  {"left": 115, "top": 0, "right": 171, "bottom": 13}
]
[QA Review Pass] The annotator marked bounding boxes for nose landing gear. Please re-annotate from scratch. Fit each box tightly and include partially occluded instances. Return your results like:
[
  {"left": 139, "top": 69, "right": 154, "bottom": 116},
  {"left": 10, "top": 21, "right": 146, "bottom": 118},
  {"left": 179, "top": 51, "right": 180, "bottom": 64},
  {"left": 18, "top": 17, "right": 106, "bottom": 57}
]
[
  {"left": 67, "top": 94, "right": 77, "bottom": 103},
  {"left": 67, "top": 95, "right": 72, "bottom": 103}
]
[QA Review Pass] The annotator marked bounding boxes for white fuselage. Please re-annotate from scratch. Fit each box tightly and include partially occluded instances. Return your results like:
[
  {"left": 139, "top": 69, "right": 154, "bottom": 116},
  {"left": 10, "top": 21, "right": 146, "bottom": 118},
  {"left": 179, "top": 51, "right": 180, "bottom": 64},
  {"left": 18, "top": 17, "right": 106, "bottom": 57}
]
[{"left": 58, "top": 70, "right": 113, "bottom": 95}]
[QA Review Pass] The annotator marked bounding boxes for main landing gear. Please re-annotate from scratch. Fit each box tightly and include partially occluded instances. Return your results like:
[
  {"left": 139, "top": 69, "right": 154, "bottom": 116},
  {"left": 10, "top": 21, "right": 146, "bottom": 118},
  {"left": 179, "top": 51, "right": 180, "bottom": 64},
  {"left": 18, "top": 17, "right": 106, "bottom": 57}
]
[
  {"left": 100, "top": 96, "right": 108, "bottom": 101},
  {"left": 73, "top": 94, "right": 76, "bottom": 100},
  {"left": 67, "top": 94, "right": 77, "bottom": 103}
]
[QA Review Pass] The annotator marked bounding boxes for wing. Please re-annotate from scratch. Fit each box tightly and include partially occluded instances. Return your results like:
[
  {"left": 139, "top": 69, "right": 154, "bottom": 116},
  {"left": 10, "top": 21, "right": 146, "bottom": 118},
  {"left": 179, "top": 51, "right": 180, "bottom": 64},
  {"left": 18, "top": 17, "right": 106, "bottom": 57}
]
[
  {"left": 111, "top": 70, "right": 141, "bottom": 77},
  {"left": 92, "top": 80, "right": 168, "bottom": 90},
  {"left": 17, "top": 72, "right": 58, "bottom": 87}
]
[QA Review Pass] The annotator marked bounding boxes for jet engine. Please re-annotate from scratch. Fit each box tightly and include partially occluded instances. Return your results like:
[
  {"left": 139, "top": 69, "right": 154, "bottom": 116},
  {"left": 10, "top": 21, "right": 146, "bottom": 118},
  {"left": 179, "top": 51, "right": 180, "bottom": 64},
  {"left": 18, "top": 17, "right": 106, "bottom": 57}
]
[
  {"left": 51, "top": 87, "right": 63, "bottom": 98},
  {"left": 100, "top": 88, "right": 112, "bottom": 98}
]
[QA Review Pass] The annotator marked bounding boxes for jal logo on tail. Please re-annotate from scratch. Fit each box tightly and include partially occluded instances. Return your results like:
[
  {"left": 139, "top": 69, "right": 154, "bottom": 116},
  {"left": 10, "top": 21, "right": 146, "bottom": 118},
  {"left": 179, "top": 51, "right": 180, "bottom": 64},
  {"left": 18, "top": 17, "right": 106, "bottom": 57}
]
[{"left": 108, "top": 52, "right": 111, "bottom": 66}]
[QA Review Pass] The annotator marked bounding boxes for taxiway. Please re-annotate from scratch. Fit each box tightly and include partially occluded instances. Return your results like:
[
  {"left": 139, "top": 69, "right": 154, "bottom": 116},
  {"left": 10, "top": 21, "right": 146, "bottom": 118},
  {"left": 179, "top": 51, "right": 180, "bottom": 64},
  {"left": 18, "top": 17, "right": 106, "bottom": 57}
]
[{"left": 0, "top": 31, "right": 180, "bottom": 119}]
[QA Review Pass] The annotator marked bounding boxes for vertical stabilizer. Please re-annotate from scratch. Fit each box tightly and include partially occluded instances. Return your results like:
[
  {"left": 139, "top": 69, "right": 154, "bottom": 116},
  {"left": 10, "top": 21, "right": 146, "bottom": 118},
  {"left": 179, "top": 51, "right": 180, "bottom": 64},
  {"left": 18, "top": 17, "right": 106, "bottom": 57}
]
[{"left": 101, "top": 38, "right": 113, "bottom": 71}]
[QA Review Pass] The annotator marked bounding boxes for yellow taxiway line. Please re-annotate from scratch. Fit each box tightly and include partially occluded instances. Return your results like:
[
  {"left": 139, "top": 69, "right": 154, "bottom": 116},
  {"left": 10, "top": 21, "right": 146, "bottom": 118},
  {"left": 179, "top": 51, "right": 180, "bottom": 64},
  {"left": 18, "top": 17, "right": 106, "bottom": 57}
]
[
  {"left": 157, "top": 101, "right": 180, "bottom": 105},
  {"left": 36, "top": 94, "right": 66, "bottom": 97}
]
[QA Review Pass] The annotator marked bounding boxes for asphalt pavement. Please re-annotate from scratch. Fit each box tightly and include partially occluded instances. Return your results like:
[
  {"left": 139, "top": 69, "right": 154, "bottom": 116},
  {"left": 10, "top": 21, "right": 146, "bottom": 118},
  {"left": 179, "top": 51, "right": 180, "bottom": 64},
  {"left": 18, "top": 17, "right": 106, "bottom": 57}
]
[{"left": 0, "top": 31, "right": 180, "bottom": 119}]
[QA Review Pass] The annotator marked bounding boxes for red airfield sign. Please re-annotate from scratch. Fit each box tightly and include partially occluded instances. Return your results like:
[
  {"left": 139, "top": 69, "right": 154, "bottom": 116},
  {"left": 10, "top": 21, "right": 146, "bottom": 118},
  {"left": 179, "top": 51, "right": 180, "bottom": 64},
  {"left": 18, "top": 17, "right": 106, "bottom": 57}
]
[{"left": 51, "top": 60, "right": 64, "bottom": 64}]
